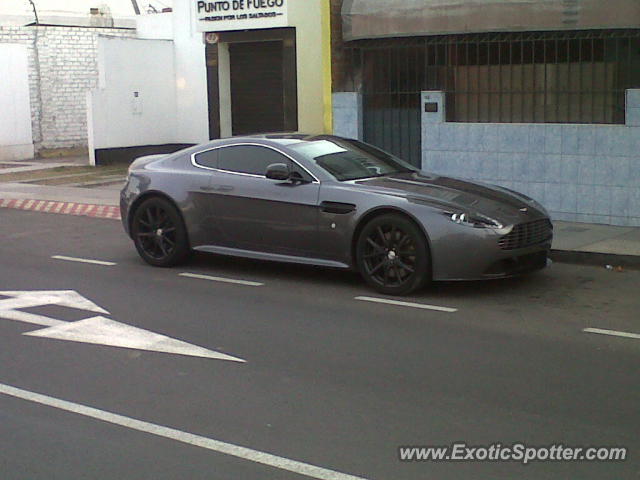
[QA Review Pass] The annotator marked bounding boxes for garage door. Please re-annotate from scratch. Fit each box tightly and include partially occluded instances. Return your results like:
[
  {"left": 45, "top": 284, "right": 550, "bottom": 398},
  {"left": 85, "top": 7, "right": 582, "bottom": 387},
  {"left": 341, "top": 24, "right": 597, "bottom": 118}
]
[{"left": 230, "top": 41, "right": 285, "bottom": 135}]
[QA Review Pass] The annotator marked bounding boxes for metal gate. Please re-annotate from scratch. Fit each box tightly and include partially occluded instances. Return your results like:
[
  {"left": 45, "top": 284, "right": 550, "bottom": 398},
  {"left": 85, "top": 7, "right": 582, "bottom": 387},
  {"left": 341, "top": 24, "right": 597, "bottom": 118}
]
[
  {"left": 346, "top": 30, "right": 640, "bottom": 167},
  {"left": 355, "top": 43, "right": 424, "bottom": 167},
  {"left": 362, "top": 92, "right": 422, "bottom": 167}
]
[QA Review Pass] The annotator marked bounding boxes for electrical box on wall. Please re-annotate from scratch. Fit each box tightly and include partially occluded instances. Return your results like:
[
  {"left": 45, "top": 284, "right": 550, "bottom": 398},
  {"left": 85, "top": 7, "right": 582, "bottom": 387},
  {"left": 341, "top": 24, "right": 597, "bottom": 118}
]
[
  {"left": 132, "top": 91, "right": 143, "bottom": 115},
  {"left": 421, "top": 91, "right": 445, "bottom": 124},
  {"left": 424, "top": 102, "right": 438, "bottom": 113}
]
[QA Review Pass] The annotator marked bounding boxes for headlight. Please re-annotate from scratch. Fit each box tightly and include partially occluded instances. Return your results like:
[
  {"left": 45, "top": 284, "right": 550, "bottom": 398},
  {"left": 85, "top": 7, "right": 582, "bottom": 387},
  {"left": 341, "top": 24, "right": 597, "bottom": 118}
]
[{"left": 446, "top": 212, "right": 504, "bottom": 229}]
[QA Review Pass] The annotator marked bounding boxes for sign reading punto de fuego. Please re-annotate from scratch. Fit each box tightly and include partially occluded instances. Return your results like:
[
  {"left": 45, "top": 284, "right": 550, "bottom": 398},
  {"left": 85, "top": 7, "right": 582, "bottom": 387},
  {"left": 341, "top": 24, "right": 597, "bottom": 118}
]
[{"left": 195, "top": 0, "right": 288, "bottom": 32}]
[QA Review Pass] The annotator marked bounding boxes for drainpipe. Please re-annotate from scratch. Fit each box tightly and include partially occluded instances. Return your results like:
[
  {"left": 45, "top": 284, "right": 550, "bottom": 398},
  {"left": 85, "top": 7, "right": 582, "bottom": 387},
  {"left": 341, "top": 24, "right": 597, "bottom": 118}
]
[
  {"left": 27, "top": 0, "right": 39, "bottom": 24},
  {"left": 28, "top": 0, "right": 44, "bottom": 155}
]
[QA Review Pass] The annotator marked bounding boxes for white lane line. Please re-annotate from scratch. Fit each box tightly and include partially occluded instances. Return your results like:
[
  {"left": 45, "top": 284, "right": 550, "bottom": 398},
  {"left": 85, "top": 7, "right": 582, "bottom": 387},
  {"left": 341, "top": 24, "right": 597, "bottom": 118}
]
[
  {"left": 52, "top": 255, "right": 117, "bottom": 266},
  {"left": 355, "top": 296, "right": 457, "bottom": 313},
  {"left": 179, "top": 272, "right": 263, "bottom": 287},
  {"left": 0, "top": 383, "right": 368, "bottom": 480},
  {"left": 583, "top": 328, "right": 640, "bottom": 340}
]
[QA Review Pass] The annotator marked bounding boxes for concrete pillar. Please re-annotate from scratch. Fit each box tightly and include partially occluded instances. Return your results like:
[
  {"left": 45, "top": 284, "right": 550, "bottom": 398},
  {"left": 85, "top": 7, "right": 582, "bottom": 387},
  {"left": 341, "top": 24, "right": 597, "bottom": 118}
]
[
  {"left": 332, "top": 92, "right": 362, "bottom": 140},
  {"left": 421, "top": 91, "right": 446, "bottom": 124},
  {"left": 626, "top": 89, "right": 640, "bottom": 127}
]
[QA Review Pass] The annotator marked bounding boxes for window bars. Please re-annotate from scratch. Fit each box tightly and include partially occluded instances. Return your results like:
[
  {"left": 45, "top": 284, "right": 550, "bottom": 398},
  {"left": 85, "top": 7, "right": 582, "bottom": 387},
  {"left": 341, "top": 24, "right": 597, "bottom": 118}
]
[{"left": 345, "top": 29, "right": 640, "bottom": 124}]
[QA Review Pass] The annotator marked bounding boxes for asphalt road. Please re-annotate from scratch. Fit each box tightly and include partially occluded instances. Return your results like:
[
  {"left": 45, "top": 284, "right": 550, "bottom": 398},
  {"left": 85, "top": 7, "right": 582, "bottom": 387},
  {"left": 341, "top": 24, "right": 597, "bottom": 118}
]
[{"left": 1, "top": 208, "right": 639, "bottom": 480}]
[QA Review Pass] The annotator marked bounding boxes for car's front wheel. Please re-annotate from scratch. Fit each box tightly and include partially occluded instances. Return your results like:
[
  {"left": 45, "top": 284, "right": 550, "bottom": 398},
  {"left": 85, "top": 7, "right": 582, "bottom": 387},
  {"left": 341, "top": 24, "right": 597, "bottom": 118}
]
[
  {"left": 131, "top": 197, "right": 190, "bottom": 267},
  {"left": 356, "top": 214, "right": 430, "bottom": 295}
]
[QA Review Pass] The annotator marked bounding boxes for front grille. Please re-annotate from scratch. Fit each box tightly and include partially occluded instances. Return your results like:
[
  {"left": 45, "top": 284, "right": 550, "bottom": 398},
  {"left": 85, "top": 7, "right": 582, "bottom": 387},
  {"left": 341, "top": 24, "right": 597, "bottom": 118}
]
[{"left": 498, "top": 219, "right": 553, "bottom": 250}]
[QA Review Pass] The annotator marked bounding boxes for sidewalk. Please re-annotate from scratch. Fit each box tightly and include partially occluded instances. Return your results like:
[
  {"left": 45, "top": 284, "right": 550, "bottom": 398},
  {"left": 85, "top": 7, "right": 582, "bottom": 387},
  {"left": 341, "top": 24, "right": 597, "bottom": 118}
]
[
  {"left": 0, "top": 156, "right": 88, "bottom": 173},
  {"left": 0, "top": 157, "right": 121, "bottom": 220},
  {"left": 0, "top": 182, "right": 119, "bottom": 206},
  {"left": 1, "top": 158, "right": 639, "bottom": 268},
  {"left": 550, "top": 221, "right": 640, "bottom": 268}
]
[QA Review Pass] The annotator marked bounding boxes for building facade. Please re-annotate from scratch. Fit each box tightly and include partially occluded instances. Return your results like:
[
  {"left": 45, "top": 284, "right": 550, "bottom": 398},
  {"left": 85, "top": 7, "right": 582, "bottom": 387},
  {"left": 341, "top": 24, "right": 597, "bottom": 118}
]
[
  {"left": 332, "top": 0, "right": 640, "bottom": 226},
  {"left": 3, "top": 0, "right": 639, "bottom": 227},
  {"left": 87, "top": 0, "right": 332, "bottom": 164}
]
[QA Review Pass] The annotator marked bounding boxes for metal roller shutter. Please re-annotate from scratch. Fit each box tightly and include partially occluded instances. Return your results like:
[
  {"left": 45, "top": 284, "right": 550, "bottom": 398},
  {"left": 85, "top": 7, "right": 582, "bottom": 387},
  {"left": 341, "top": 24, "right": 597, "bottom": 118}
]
[{"left": 230, "top": 41, "right": 285, "bottom": 135}]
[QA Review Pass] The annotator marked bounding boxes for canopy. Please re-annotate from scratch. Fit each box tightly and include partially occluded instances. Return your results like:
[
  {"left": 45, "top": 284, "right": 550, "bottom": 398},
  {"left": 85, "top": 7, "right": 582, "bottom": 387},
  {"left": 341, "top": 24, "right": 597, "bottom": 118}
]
[{"left": 342, "top": 0, "right": 640, "bottom": 41}]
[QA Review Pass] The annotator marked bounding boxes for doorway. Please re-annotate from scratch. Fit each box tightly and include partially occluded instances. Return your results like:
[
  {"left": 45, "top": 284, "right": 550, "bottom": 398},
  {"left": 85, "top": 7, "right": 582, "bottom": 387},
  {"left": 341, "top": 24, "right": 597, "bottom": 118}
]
[
  {"left": 206, "top": 28, "right": 298, "bottom": 139},
  {"left": 230, "top": 41, "right": 284, "bottom": 135}
]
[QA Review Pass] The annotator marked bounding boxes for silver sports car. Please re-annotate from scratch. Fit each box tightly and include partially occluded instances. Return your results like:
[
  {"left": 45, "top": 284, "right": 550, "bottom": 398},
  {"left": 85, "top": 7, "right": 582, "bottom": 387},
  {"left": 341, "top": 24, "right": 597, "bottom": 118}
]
[{"left": 120, "top": 134, "right": 552, "bottom": 295}]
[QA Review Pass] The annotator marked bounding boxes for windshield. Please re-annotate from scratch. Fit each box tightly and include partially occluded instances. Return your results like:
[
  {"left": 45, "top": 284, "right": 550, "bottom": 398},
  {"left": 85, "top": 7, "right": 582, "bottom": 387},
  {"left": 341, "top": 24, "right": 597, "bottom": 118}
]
[{"left": 290, "top": 137, "right": 417, "bottom": 181}]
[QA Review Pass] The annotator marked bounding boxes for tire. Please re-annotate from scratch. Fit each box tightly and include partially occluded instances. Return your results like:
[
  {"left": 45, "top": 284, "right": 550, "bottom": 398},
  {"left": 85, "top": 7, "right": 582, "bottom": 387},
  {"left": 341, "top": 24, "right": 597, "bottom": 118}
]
[
  {"left": 356, "top": 214, "right": 430, "bottom": 296},
  {"left": 131, "top": 196, "right": 190, "bottom": 267}
]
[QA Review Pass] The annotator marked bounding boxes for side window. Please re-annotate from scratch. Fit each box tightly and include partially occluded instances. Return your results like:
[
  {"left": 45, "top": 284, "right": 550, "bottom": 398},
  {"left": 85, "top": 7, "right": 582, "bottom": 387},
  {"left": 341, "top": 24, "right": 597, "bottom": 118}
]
[
  {"left": 194, "top": 149, "right": 218, "bottom": 169},
  {"left": 290, "top": 162, "right": 315, "bottom": 183},
  {"left": 218, "top": 145, "right": 289, "bottom": 176}
]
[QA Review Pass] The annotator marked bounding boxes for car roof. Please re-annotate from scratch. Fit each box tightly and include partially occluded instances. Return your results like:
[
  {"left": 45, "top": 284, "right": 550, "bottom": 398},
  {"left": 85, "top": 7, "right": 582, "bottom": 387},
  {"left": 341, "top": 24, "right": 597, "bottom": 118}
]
[{"left": 244, "top": 133, "right": 348, "bottom": 146}]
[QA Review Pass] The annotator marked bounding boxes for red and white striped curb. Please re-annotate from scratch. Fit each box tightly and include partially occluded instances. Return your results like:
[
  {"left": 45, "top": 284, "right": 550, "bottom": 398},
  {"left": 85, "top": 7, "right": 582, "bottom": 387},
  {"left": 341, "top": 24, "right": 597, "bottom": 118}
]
[{"left": 0, "top": 198, "right": 120, "bottom": 220}]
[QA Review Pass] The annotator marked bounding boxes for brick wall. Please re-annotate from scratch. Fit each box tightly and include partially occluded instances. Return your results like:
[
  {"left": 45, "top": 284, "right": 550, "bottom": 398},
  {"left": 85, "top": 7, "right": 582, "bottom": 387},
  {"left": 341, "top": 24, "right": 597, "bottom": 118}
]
[{"left": 0, "top": 25, "right": 135, "bottom": 156}]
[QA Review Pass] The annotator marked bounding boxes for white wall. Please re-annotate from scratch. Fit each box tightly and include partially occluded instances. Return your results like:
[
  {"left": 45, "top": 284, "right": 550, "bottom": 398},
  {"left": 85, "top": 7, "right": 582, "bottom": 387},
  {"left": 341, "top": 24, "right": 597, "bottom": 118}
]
[
  {"left": 85, "top": 0, "right": 330, "bottom": 159},
  {"left": 136, "top": 13, "right": 174, "bottom": 40},
  {"left": 1, "top": 25, "right": 136, "bottom": 156},
  {"left": 0, "top": 43, "right": 34, "bottom": 160},
  {"left": 172, "top": 0, "right": 209, "bottom": 144},
  {"left": 87, "top": 36, "right": 177, "bottom": 164}
]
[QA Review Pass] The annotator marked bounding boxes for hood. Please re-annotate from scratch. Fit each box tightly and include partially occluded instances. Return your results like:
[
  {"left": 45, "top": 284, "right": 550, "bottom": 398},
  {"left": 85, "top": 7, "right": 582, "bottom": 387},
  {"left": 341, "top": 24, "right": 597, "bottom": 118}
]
[{"left": 352, "top": 172, "right": 546, "bottom": 225}]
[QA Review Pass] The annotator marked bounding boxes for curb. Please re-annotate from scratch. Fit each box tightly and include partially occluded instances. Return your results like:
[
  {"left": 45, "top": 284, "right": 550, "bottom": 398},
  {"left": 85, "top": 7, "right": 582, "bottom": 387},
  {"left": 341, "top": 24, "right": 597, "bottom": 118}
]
[
  {"left": 0, "top": 198, "right": 120, "bottom": 220},
  {"left": 550, "top": 250, "right": 640, "bottom": 270}
]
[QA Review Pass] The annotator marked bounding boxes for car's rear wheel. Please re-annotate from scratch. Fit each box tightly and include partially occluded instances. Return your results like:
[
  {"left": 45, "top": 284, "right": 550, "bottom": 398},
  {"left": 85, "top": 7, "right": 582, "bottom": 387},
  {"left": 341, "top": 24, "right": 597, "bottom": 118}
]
[
  {"left": 356, "top": 214, "right": 430, "bottom": 295},
  {"left": 131, "top": 197, "right": 189, "bottom": 267}
]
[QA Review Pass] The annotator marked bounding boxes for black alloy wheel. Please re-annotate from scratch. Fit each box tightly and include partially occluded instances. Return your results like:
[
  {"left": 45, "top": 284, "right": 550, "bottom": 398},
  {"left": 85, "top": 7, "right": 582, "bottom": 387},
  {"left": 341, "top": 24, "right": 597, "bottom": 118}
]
[
  {"left": 356, "top": 214, "right": 430, "bottom": 295},
  {"left": 131, "top": 197, "right": 189, "bottom": 267}
]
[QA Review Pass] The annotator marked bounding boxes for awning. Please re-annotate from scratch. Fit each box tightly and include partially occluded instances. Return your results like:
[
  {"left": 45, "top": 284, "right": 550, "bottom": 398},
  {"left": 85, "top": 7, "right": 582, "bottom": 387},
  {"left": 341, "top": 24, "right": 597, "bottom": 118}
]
[{"left": 342, "top": 0, "right": 640, "bottom": 41}]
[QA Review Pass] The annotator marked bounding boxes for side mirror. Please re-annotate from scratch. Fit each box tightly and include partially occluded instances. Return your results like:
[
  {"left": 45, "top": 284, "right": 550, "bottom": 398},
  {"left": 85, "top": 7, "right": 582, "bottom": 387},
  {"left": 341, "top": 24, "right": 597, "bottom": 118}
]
[{"left": 265, "top": 163, "right": 290, "bottom": 181}]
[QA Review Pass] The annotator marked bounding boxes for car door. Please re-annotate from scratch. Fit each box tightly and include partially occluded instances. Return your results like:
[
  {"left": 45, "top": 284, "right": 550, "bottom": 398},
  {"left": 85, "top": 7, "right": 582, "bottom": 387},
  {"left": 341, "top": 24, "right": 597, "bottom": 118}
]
[{"left": 200, "top": 144, "right": 322, "bottom": 257}]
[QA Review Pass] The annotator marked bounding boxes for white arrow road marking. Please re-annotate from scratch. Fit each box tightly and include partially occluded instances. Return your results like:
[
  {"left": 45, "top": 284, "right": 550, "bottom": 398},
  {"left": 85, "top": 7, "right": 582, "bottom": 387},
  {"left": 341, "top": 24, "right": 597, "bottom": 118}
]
[
  {"left": 0, "top": 383, "right": 369, "bottom": 480},
  {"left": 0, "top": 309, "right": 64, "bottom": 327},
  {"left": 0, "top": 290, "right": 109, "bottom": 315},
  {"left": 26, "top": 316, "right": 245, "bottom": 362},
  {"left": 0, "top": 290, "right": 245, "bottom": 362}
]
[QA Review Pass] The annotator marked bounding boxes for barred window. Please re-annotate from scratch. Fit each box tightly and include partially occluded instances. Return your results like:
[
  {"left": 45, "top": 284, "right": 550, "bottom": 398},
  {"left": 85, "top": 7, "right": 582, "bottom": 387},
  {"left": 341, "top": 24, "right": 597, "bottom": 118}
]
[{"left": 347, "top": 30, "right": 640, "bottom": 125}]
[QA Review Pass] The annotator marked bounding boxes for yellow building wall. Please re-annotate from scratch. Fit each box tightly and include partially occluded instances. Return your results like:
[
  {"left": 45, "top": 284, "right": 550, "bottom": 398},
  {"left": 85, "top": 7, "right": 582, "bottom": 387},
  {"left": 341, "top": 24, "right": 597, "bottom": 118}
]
[
  {"left": 288, "top": 0, "right": 332, "bottom": 134},
  {"left": 184, "top": 0, "right": 332, "bottom": 137}
]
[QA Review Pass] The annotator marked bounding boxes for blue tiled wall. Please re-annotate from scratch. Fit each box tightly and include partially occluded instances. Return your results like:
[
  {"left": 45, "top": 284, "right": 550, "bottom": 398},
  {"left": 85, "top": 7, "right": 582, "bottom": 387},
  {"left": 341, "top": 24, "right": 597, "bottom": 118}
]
[
  {"left": 420, "top": 90, "right": 640, "bottom": 226},
  {"left": 332, "top": 92, "right": 363, "bottom": 140}
]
